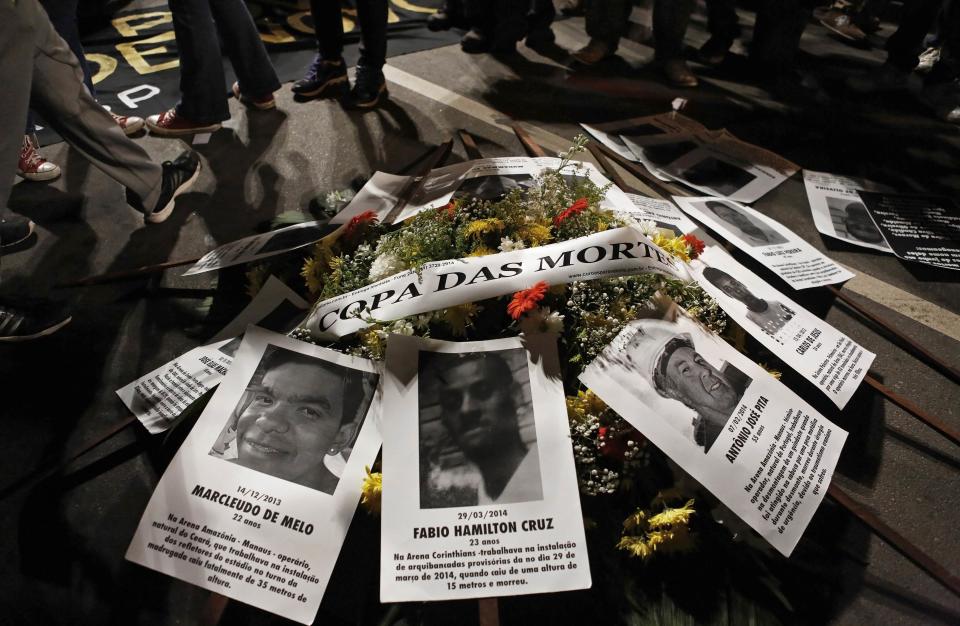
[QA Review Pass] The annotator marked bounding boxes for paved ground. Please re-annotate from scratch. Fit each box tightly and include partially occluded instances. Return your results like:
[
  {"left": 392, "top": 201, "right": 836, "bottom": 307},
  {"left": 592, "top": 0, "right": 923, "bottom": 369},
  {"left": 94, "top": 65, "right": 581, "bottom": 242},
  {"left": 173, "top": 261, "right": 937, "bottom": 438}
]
[{"left": 1, "top": 4, "right": 958, "bottom": 625}]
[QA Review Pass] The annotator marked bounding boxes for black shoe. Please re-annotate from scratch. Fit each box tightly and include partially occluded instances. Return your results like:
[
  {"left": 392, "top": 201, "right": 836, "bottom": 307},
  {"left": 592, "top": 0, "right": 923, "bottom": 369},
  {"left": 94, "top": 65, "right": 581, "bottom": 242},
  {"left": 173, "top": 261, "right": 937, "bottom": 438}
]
[
  {"left": 344, "top": 65, "right": 387, "bottom": 110},
  {"left": 126, "top": 151, "right": 201, "bottom": 224},
  {"left": 426, "top": 10, "right": 451, "bottom": 31},
  {"left": 524, "top": 27, "right": 555, "bottom": 50},
  {"left": 0, "top": 214, "right": 35, "bottom": 248},
  {"left": 292, "top": 55, "right": 349, "bottom": 99},
  {"left": 0, "top": 298, "right": 71, "bottom": 342},
  {"left": 461, "top": 28, "right": 492, "bottom": 54}
]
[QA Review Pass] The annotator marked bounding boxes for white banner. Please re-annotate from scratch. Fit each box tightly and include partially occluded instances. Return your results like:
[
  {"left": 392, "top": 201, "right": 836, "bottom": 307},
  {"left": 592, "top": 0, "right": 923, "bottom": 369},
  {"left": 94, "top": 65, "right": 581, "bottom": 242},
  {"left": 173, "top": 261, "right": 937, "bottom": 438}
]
[
  {"left": 673, "top": 196, "right": 854, "bottom": 289},
  {"left": 126, "top": 327, "right": 382, "bottom": 624},
  {"left": 302, "top": 227, "right": 691, "bottom": 339},
  {"left": 581, "top": 309, "right": 847, "bottom": 556},
  {"left": 380, "top": 334, "right": 590, "bottom": 602},
  {"left": 691, "top": 246, "right": 874, "bottom": 408}
]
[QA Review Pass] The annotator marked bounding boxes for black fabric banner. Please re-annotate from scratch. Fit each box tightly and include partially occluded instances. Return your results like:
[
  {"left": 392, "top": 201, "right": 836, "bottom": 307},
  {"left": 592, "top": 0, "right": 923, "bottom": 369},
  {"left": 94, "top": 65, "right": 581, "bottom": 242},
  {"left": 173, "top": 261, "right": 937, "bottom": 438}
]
[{"left": 38, "top": 0, "right": 457, "bottom": 143}]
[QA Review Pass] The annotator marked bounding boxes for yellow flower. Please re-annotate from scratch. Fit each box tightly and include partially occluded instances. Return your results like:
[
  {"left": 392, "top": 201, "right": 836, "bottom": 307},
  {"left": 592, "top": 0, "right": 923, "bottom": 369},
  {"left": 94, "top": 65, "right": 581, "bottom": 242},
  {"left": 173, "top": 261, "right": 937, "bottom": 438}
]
[
  {"left": 468, "top": 245, "right": 497, "bottom": 257},
  {"left": 759, "top": 363, "right": 782, "bottom": 380},
  {"left": 566, "top": 389, "right": 608, "bottom": 423},
  {"left": 358, "top": 327, "right": 386, "bottom": 360},
  {"left": 651, "top": 233, "right": 691, "bottom": 263},
  {"left": 360, "top": 466, "right": 382, "bottom": 515},
  {"left": 515, "top": 222, "right": 553, "bottom": 246},
  {"left": 647, "top": 499, "right": 696, "bottom": 529},
  {"left": 441, "top": 303, "right": 480, "bottom": 336},
  {"left": 464, "top": 218, "right": 505, "bottom": 238}
]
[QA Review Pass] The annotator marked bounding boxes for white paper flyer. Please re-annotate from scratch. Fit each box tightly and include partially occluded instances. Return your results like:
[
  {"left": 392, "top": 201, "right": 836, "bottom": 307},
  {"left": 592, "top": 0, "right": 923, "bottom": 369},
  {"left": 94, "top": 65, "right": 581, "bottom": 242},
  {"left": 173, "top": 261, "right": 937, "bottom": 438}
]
[
  {"left": 380, "top": 333, "right": 591, "bottom": 602},
  {"left": 126, "top": 327, "right": 382, "bottom": 624},
  {"left": 581, "top": 309, "right": 847, "bottom": 556},
  {"left": 623, "top": 193, "right": 698, "bottom": 236},
  {"left": 802, "top": 170, "right": 891, "bottom": 252},
  {"left": 673, "top": 196, "right": 855, "bottom": 289},
  {"left": 184, "top": 221, "right": 333, "bottom": 276},
  {"left": 691, "top": 246, "right": 874, "bottom": 408},
  {"left": 581, "top": 112, "right": 708, "bottom": 162}
]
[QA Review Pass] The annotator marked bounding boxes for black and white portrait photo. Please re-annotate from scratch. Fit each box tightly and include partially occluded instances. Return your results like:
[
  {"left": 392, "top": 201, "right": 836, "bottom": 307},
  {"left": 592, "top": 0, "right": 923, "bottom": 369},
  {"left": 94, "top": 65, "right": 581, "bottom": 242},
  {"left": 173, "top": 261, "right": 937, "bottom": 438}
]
[
  {"left": 418, "top": 348, "right": 543, "bottom": 508},
  {"left": 825, "top": 197, "right": 888, "bottom": 247},
  {"left": 680, "top": 158, "right": 757, "bottom": 198},
  {"left": 256, "top": 223, "right": 327, "bottom": 255},
  {"left": 619, "top": 320, "right": 752, "bottom": 453},
  {"left": 209, "top": 344, "right": 378, "bottom": 495},
  {"left": 702, "top": 200, "right": 788, "bottom": 247},
  {"left": 451, "top": 174, "right": 536, "bottom": 203},
  {"left": 217, "top": 299, "right": 306, "bottom": 359},
  {"left": 701, "top": 266, "right": 796, "bottom": 337}
]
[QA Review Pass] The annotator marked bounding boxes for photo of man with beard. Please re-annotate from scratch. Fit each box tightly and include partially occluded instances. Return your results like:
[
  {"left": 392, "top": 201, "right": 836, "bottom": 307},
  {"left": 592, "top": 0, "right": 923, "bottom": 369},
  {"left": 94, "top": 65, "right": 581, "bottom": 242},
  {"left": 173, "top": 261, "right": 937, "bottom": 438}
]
[
  {"left": 210, "top": 345, "right": 377, "bottom": 494},
  {"left": 418, "top": 349, "right": 542, "bottom": 508},
  {"left": 704, "top": 200, "right": 788, "bottom": 247},
  {"left": 624, "top": 320, "right": 751, "bottom": 453}
]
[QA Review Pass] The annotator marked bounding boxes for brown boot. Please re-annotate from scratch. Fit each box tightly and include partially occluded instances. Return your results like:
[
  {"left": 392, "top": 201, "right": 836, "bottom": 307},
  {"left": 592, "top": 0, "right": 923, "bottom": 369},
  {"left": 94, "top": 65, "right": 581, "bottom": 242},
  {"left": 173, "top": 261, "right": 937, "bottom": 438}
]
[
  {"left": 661, "top": 58, "right": 698, "bottom": 88},
  {"left": 572, "top": 39, "right": 614, "bottom": 65}
]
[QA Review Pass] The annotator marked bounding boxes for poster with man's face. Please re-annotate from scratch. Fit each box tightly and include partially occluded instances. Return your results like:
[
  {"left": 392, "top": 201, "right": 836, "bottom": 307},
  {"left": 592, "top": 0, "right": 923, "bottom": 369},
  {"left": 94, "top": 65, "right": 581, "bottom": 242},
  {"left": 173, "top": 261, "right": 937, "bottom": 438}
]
[
  {"left": 581, "top": 306, "right": 849, "bottom": 557},
  {"left": 380, "top": 334, "right": 591, "bottom": 602},
  {"left": 126, "top": 328, "right": 383, "bottom": 624},
  {"left": 418, "top": 348, "right": 541, "bottom": 508},
  {"left": 209, "top": 344, "right": 378, "bottom": 495}
]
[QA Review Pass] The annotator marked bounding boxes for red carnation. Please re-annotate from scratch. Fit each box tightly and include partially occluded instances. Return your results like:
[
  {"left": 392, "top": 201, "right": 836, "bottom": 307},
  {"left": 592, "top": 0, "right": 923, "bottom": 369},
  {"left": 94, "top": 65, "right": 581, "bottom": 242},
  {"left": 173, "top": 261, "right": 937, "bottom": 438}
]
[
  {"left": 682, "top": 234, "right": 705, "bottom": 259},
  {"left": 507, "top": 281, "right": 549, "bottom": 320},
  {"left": 553, "top": 197, "right": 589, "bottom": 226},
  {"left": 436, "top": 201, "right": 456, "bottom": 218},
  {"left": 344, "top": 210, "right": 379, "bottom": 238},
  {"left": 598, "top": 425, "right": 645, "bottom": 462}
]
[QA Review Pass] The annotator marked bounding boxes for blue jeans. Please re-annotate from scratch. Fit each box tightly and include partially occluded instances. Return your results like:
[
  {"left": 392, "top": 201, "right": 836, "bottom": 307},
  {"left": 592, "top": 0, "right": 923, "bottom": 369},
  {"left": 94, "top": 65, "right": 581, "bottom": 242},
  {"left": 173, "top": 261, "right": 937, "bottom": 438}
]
[
  {"left": 167, "top": 0, "right": 280, "bottom": 124},
  {"left": 25, "top": 0, "right": 93, "bottom": 134}
]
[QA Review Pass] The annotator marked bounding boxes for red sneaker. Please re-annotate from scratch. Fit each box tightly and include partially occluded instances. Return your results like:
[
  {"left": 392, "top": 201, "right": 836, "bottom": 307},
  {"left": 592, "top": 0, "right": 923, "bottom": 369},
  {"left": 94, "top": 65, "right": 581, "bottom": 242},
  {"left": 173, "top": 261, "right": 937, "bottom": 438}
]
[
  {"left": 16, "top": 134, "right": 60, "bottom": 182},
  {"left": 146, "top": 108, "right": 221, "bottom": 137},
  {"left": 232, "top": 82, "right": 276, "bottom": 110},
  {"left": 110, "top": 110, "right": 145, "bottom": 136}
]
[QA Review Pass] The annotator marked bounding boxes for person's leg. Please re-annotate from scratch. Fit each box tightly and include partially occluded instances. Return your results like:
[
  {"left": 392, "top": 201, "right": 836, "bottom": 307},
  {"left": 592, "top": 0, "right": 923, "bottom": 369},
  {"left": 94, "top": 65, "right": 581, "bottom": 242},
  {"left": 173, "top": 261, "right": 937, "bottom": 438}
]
[
  {"left": 345, "top": 0, "right": 389, "bottom": 108},
  {"left": 24, "top": 0, "right": 164, "bottom": 210},
  {"left": 885, "top": 0, "right": 944, "bottom": 72},
  {"left": 706, "top": 0, "right": 740, "bottom": 47},
  {"left": 583, "top": 0, "right": 631, "bottom": 50},
  {"left": 210, "top": 0, "right": 280, "bottom": 99},
  {"left": 39, "top": 0, "right": 93, "bottom": 94},
  {"left": 751, "top": 0, "right": 814, "bottom": 75},
  {"left": 928, "top": 0, "right": 958, "bottom": 81},
  {"left": 311, "top": 0, "right": 346, "bottom": 62},
  {"left": 165, "top": 0, "right": 230, "bottom": 125},
  {"left": 0, "top": 0, "right": 37, "bottom": 211},
  {"left": 653, "top": 0, "right": 696, "bottom": 61},
  {"left": 355, "top": 0, "right": 388, "bottom": 70}
]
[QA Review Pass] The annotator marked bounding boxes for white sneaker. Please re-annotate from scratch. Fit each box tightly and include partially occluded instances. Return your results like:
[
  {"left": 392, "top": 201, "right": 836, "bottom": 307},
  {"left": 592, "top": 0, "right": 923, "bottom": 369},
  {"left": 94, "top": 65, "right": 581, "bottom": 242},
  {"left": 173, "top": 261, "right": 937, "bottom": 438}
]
[
  {"left": 916, "top": 47, "right": 941, "bottom": 74},
  {"left": 109, "top": 110, "right": 145, "bottom": 135}
]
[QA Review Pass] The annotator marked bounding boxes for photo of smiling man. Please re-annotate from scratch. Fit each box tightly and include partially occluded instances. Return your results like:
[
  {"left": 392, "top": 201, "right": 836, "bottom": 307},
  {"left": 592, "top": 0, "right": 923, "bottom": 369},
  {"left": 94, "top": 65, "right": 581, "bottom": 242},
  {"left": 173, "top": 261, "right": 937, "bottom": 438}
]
[
  {"left": 209, "top": 344, "right": 378, "bottom": 495},
  {"left": 418, "top": 348, "right": 542, "bottom": 509},
  {"left": 622, "top": 320, "right": 751, "bottom": 453}
]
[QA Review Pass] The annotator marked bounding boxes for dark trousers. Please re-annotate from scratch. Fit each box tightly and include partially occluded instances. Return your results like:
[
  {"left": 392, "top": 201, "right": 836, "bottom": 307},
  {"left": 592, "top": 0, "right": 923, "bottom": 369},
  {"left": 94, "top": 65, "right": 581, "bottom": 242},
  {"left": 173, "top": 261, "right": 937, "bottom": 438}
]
[
  {"left": 583, "top": 0, "right": 632, "bottom": 48},
  {"left": 168, "top": 0, "right": 280, "bottom": 123},
  {"left": 311, "top": 0, "right": 388, "bottom": 70},
  {"left": 887, "top": 0, "right": 958, "bottom": 80},
  {"left": 1, "top": 0, "right": 162, "bottom": 215},
  {"left": 752, "top": 0, "right": 817, "bottom": 73},
  {"left": 26, "top": 0, "right": 92, "bottom": 134},
  {"left": 653, "top": 0, "right": 740, "bottom": 60}
]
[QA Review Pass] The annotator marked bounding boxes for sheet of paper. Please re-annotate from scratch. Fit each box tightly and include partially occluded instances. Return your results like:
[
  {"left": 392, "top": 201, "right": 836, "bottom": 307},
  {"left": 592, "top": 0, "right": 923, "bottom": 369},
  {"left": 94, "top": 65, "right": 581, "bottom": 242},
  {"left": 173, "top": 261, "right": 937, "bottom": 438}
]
[
  {"left": 673, "top": 196, "right": 855, "bottom": 289},
  {"left": 332, "top": 157, "right": 635, "bottom": 227},
  {"left": 691, "top": 246, "right": 875, "bottom": 408},
  {"left": 302, "top": 226, "right": 691, "bottom": 339},
  {"left": 622, "top": 193, "right": 699, "bottom": 236},
  {"left": 858, "top": 191, "right": 960, "bottom": 271},
  {"left": 622, "top": 134, "right": 795, "bottom": 204},
  {"left": 117, "top": 277, "right": 308, "bottom": 434},
  {"left": 802, "top": 170, "right": 891, "bottom": 252},
  {"left": 581, "top": 309, "right": 847, "bottom": 556},
  {"left": 581, "top": 112, "right": 708, "bottom": 162},
  {"left": 184, "top": 221, "right": 332, "bottom": 276},
  {"left": 126, "top": 327, "right": 382, "bottom": 624},
  {"left": 380, "top": 334, "right": 591, "bottom": 601}
]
